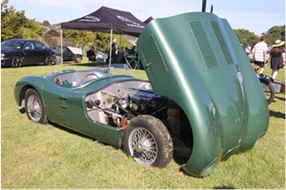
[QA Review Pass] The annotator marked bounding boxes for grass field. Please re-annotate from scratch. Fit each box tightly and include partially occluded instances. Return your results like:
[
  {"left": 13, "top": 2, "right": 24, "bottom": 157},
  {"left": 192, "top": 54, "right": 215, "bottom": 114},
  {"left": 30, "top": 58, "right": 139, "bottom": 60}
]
[{"left": 1, "top": 58, "right": 285, "bottom": 189}]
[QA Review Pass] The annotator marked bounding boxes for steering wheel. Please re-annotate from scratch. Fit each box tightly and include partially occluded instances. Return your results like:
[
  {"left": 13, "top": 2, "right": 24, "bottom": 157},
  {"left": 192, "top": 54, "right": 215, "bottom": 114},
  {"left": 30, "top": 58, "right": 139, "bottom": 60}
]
[{"left": 79, "top": 73, "right": 99, "bottom": 85}]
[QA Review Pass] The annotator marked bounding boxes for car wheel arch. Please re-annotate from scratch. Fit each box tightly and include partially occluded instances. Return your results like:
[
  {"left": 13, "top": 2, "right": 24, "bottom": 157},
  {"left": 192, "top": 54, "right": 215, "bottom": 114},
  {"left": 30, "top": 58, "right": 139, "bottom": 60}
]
[
  {"left": 12, "top": 52, "right": 24, "bottom": 58},
  {"left": 19, "top": 85, "right": 38, "bottom": 106},
  {"left": 150, "top": 92, "right": 223, "bottom": 176},
  {"left": 12, "top": 53, "right": 25, "bottom": 60}
]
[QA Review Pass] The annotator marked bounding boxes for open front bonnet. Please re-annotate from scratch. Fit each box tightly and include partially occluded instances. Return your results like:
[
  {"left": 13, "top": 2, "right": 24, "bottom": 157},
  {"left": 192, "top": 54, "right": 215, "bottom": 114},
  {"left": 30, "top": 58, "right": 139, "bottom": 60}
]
[{"left": 137, "top": 12, "right": 269, "bottom": 176}]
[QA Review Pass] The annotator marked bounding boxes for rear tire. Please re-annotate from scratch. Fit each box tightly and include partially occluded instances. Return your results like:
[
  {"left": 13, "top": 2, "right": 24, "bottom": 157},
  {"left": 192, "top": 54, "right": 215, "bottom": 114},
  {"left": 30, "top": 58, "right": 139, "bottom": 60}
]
[
  {"left": 123, "top": 115, "right": 173, "bottom": 168},
  {"left": 25, "top": 89, "right": 48, "bottom": 124},
  {"left": 11, "top": 56, "right": 22, "bottom": 68}
]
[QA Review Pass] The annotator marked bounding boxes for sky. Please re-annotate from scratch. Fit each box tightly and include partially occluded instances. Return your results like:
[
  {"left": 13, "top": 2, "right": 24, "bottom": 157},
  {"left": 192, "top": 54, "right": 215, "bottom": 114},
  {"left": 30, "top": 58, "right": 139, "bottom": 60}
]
[{"left": 6, "top": 0, "right": 286, "bottom": 35}]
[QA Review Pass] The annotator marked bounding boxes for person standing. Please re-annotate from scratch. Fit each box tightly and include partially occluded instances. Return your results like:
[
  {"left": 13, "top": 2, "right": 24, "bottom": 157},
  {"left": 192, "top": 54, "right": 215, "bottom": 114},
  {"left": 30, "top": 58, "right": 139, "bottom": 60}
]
[
  {"left": 252, "top": 36, "right": 268, "bottom": 74},
  {"left": 267, "top": 40, "right": 285, "bottom": 79},
  {"left": 111, "top": 38, "right": 118, "bottom": 62}
]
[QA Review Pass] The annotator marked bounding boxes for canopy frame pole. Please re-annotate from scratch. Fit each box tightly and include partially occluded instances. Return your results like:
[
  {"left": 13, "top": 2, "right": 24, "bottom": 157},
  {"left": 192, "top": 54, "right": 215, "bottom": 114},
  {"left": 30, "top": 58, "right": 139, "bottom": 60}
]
[
  {"left": 92, "top": 30, "right": 95, "bottom": 46},
  {"left": 61, "top": 29, "right": 63, "bottom": 67},
  {"left": 109, "top": 29, "right": 113, "bottom": 69},
  {"left": 119, "top": 34, "right": 121, "bottom": 53}
]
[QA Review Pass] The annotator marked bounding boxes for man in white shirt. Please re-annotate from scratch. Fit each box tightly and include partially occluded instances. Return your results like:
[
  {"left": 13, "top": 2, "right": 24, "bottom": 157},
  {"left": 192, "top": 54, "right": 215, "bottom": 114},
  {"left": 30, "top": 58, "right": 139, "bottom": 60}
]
[
  {"left": 252, "top": 36, "right": 267, "bottom": 74},
  {"left": 96, "top": 48, "right": 108, "bottom": 59}
]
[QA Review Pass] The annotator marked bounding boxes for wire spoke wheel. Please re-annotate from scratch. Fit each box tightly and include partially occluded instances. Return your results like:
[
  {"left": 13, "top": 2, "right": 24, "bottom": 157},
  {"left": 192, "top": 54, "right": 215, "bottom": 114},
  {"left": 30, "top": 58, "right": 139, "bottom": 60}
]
[
  {"left": 128, "top": 127, "right": 158, "bottom": 165},
  {"left": 123, "top": 115, "right": 173, "bottom": 168},
  {"left": 25, "top": 89, "right": 47, "bottom": 124},
  {"left": 27, "top": 94, "right": 42, "bottom": 122}
]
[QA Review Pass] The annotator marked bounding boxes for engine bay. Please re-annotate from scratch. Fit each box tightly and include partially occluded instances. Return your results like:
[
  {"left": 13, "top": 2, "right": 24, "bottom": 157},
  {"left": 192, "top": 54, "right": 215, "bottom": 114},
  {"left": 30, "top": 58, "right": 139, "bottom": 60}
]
[
  {"left": 84, "top": 80, "right": 193, "bottom": 158},
  {"left": 84, "top": 80, "right": 168, "bottom": 127}
]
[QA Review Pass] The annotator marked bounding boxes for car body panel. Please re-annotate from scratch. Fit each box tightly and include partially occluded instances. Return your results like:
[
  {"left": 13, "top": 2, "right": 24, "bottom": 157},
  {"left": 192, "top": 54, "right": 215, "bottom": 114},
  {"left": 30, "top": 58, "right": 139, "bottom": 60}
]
[
  {"left": 14, "top": 69, "right": 134, "bottom": 147},
  {"left": 137, "top": 12, "right": 269, "bottom": 176},
  {"left": 24, "top": 49, "right": 38, "bottom": 64}
]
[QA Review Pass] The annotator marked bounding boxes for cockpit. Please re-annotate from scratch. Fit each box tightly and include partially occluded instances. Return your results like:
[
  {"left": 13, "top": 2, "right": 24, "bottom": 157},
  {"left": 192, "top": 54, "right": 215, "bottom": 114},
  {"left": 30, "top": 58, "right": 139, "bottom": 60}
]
[{"left": 52, "top": 64, "right": 134, "bottom": 88}]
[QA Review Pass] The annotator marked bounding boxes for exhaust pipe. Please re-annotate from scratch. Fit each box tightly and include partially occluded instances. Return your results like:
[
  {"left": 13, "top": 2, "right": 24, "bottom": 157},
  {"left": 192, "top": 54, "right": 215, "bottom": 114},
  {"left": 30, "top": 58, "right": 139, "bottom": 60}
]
[{"left": 202, "top": 0, "right": 207, "bottom": 12}]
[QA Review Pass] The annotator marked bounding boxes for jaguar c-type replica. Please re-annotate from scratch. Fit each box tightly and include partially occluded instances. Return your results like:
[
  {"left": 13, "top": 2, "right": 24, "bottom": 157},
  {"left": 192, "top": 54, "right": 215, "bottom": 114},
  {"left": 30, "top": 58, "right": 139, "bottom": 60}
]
[{"left": 14, "top": 10, "right": 269, "bottom": 177}]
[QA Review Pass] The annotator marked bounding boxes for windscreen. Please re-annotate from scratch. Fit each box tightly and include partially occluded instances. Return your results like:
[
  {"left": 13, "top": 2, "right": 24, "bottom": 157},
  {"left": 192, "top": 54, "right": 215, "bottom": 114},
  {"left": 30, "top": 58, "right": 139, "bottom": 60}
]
[
  {"left": 95, "top": 64, "right": 134, "bottom": 77},
  {"left": 71, "top": 64, "right": 134, "bottom": 88}
]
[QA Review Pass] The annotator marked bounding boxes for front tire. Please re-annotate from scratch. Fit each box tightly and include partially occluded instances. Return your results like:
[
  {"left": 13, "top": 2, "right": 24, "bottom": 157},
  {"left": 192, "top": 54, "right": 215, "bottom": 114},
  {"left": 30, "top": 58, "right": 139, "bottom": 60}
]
[
  {"left": 45, "top": 55, "right": 54, "bottom": 65},
  {"left": 123, "top": 115, "right": 173, "bottom": 168},
  {"left": 11, "top": 56, "right": 22, "bottom": 68},
  {"left": 25, "top": 89, "right": 48, "bottom": 124}
]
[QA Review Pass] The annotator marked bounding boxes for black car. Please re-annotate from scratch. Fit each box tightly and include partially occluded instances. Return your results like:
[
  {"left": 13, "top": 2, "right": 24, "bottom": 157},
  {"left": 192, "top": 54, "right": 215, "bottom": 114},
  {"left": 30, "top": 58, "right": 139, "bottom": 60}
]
[{"left": 1, "top": 39, "right": 56, "bottom": 68}]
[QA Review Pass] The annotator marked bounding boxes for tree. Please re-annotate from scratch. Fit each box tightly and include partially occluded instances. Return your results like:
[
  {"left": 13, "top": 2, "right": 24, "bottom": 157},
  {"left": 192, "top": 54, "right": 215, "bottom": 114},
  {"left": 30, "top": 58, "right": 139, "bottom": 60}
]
[
  {"left": 63, "top": 30, "right": 93, "bottom": 49},
  {"left": 112, "top": 34, "right": 132, "bottom": 52},
  {"left": 62, "top": 30, "right": 131, "bottom": 53},
  {"left": 264, "top": 25, "right": 285, "bottom": 46},
  {"left": 42, "top": 20, "right": 51, "bottom": 27},
  {"left": 1, "top": 0, "right": 42, "bottom": 41},
  {"left": 233, "top": 29, "right": 260, "bottom": 49},
  {"left": 46, "top": 29, "right": 60, "bottom": 37},
  {"left": 1, "top": 0, "right": 8, "bottom": 10}
]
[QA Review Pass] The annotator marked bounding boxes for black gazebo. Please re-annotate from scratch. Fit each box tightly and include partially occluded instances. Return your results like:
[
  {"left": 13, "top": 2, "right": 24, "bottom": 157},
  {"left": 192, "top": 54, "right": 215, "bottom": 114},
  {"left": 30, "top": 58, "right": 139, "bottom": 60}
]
[{"left": 60, "top": 6, "right": 146, "bottom": 65}]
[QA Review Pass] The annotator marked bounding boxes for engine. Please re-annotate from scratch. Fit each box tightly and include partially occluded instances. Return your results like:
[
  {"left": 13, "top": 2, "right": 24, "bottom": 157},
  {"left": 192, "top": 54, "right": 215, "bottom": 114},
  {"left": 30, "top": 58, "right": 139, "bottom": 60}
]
[
  {"left": 84, "top": 81, "right": 168, "bottom": 127},
  {"left": 119, "top": 88, "right": 166, "bottom": 115}
]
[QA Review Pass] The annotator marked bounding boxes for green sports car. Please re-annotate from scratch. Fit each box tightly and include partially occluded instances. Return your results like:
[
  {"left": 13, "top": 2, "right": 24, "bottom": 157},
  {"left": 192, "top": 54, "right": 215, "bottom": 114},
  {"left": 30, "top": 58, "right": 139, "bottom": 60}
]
[{"left": 14, "top": 11, "right": 269, "bottom": 177}]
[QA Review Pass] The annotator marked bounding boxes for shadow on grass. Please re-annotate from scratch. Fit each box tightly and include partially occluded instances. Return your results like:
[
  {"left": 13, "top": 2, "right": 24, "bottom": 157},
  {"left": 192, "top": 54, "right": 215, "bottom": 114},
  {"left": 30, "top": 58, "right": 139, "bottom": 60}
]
[
  {"left": 274, "top": 95, "right": 285, "bottom": 101},
  {"left": 18, "top": 107, "right": 123, "bottom": 150},
  {"left": 213, "top": 186, "right": 235, "bottom": 189},
  {"left": 177, "top": 167, "right": 205, "bottom": 178},
  {"left": 49, "top": 121, "right": 121, "bottom": 149},
  {"left": 66, "top": 63, "right": 96, "bottom": 67},
  {"left": 17, "top": 107, "right": 237, "bottom": 180},
  {"left": 18, "top": 107, "right": 231, "bottom": 179},
  {"left": 19, "top": 107, "right": 26, "bottom": 114},
  {"left": 173, "top": 155, "right": 189, "bottom": 166},
  {"left": 269, "top": 110, "right": 285, "bottom": 119},
  {"left": 173, "top": 155, "right": 209, "bottom": 178}
]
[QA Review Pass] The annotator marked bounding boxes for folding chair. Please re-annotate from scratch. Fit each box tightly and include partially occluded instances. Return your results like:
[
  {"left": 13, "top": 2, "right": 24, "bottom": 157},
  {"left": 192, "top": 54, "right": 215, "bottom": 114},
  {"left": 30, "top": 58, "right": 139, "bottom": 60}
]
[{"left": 96, "top": 57, "right": 106, "bottom": 65}]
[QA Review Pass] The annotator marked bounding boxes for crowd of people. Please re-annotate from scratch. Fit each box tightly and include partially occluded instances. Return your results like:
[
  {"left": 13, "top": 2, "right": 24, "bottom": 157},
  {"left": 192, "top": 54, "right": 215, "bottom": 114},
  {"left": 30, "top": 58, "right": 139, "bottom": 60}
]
[
  {"left": 246, "top": 36, "right": 285, "bottom": 79},
  {"left": 86, "top": 38, "right": 138, "bottom": 65}
]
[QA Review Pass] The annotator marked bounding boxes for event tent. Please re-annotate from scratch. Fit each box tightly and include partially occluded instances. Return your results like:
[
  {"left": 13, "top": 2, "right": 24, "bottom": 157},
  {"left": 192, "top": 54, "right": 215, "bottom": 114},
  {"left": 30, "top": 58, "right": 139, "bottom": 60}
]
[
  {"left": 60, "top": 6, "right": 146, "bottom": 66},
  {"left": 61, "top": 6, "right": 146, "bottom": 37}
]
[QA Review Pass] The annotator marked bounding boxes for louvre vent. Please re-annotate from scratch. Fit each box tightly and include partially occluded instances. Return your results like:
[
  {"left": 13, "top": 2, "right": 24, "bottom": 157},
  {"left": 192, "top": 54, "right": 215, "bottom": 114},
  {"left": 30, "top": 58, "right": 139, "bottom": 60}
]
[
  {"left": 141, "top": 34, "right": 168, "bottom": 84},
  {"left": 210, "top": 21, "right": 234, "bottom": 65},
  {"left": 188, "top": 21, "right": 218, "bottom": 69}
]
